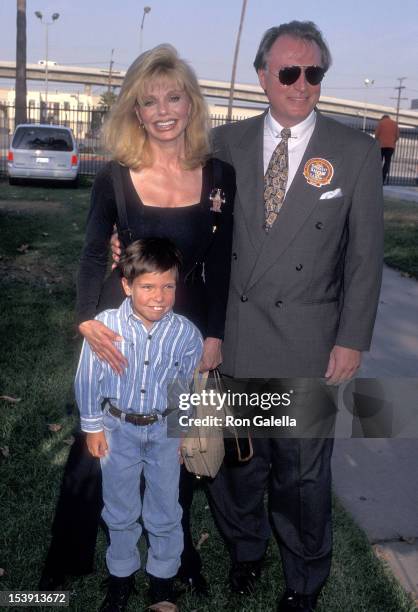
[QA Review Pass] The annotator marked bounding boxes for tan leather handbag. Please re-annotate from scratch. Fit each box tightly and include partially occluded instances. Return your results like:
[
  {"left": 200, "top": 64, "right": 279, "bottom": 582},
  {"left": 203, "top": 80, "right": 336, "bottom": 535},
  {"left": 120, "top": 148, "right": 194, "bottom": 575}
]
[
  {"left": 180, "top": 370, "right": 225, "bottom": 478},
  {"left": 181, "top": 370, "right": 254, "bottom": 478}
]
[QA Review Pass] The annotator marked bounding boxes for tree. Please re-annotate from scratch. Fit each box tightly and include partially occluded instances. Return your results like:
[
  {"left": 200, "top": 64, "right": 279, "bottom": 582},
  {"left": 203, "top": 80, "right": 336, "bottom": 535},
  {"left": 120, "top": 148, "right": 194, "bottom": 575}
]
[
  {"left": 15, "top": 0, "right": 27, "bottom": 127},
  {"left": 99, "top": 90, "right": 117, "bottom": 109}
]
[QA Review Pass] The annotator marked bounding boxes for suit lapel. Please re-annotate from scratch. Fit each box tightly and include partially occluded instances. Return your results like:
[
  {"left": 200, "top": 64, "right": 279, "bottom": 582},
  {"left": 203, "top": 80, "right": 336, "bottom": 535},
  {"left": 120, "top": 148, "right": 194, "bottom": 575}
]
[
  {"left": 229, "top": 113, "right": 266, "bottom": 250},
  {"left": 244, "top": 112, "right": 343, "bottom": 291}
]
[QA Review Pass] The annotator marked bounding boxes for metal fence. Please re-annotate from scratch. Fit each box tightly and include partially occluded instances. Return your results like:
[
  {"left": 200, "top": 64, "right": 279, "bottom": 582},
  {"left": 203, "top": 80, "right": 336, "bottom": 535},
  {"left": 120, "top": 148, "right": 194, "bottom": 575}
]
[{"left": 1, "top": 102, "right": 417, "bottom": 185}]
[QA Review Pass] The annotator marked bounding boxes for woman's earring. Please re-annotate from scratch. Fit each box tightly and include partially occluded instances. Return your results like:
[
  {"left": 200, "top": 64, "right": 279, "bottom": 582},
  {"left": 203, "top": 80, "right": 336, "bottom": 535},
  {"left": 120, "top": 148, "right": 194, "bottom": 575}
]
[{"left": 135, "top": 107, "right": 144, "bottom": 129}]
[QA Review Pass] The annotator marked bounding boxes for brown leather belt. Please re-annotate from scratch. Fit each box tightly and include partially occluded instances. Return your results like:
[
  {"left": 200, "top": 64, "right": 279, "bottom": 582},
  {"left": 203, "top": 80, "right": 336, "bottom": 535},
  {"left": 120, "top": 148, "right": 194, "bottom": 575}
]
[{"left": 107, "top": 403, "right": 172, "bottom": 426}]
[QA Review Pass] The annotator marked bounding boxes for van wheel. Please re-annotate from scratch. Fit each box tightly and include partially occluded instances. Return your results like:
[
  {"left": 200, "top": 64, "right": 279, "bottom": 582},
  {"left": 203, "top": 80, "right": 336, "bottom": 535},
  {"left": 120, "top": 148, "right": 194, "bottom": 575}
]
[
  {"left": 9, "top": 177, "right": 20, "bottom": 186},
  {"left": 70, "top": 177, "right": 79, "bottom": 189}
]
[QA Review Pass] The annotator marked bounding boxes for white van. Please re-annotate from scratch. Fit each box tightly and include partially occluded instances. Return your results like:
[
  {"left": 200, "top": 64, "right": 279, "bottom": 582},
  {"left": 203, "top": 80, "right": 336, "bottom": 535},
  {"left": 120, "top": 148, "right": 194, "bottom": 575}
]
[{"left": 8, "top": 124, "right": 79, "bottom": 186}]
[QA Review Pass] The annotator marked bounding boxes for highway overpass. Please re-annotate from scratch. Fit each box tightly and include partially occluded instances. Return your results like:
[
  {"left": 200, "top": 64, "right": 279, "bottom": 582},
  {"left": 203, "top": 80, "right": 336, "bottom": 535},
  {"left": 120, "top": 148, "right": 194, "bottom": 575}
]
[{"left": 1, "top": 61, "right": 418, "bottom": 128}]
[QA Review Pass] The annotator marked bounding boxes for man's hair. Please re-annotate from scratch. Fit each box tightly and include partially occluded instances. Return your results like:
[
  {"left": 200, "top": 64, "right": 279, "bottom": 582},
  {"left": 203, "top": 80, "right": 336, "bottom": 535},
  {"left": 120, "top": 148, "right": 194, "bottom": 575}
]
[
  {"left": 253, "top": 21, "right": 332, "bottom": 73},
  {"left": 381, "top": 114, "right": 390, "bottom": 119},
  {"left": 102, "top": 44, "right": 210, "bottom": 170},
  {"left": 119, "top": 238, "right": 183, "bottom": 284}
]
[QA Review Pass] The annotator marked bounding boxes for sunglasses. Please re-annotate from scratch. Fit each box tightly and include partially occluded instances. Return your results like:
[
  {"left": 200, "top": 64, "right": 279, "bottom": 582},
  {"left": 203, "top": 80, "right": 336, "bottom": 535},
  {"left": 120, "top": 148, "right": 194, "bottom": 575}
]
[{"left": 274, "top": 65, "right": 326, "bottom": 86}]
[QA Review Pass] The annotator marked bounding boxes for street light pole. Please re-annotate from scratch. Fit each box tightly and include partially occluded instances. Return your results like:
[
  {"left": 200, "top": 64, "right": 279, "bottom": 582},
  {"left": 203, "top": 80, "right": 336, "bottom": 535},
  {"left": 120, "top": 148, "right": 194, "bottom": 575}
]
[
  {"left": 139, "top": 6, "right": 151, "bottom": 53},
  {"left": 362, "top": 77, "right": 374, "bottom": 132},
  {"left": 35, "top": 11, "right": 59, "bottom": 117}
]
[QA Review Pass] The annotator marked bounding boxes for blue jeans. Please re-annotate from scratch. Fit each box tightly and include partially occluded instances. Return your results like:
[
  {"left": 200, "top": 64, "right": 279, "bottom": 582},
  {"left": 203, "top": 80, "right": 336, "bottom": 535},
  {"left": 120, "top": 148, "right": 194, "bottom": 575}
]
[{"left": 100, "top": 409, "right": 182, "bottom": 578}]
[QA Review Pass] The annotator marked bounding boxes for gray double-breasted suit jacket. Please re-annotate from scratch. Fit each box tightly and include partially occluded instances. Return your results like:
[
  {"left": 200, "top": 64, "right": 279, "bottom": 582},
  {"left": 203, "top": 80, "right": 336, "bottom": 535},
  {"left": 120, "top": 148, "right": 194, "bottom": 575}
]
[{"left": 213, "top": 110, "right": 384, "bottom": 378}]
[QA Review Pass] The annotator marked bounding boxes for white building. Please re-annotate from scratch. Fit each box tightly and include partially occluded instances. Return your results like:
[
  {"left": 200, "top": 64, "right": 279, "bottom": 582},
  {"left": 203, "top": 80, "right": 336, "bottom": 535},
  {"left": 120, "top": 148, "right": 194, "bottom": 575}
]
[{"left": 0, "top": 87, "right": 101, "bottom": 140}]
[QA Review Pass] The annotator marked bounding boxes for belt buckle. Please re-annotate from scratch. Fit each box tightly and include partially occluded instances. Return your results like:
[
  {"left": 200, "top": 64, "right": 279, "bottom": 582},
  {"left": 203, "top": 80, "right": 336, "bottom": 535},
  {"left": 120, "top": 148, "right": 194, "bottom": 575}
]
[
  {"left": 107, "top": 403, "right": 162, "bottom": 426},
  {"left": 145, "top": 414, "right": 158, "bottom": 425}
]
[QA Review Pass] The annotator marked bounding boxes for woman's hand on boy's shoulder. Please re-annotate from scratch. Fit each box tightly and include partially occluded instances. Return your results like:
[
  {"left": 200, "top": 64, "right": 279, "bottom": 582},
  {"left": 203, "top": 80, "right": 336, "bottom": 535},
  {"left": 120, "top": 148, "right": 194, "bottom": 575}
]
[
  {"left": 79, "top": 319, "right": 128, "bottom": 375},
  {"left": 86, "top": 430, "right": 108, "bottom": 458}
]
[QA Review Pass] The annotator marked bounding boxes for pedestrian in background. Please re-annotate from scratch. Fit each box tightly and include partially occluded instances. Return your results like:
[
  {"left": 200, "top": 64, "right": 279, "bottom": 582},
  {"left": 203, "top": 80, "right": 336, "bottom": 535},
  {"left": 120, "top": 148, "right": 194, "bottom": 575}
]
[{"left": 375, "top": 114, "right": 400, "bottom": 184}]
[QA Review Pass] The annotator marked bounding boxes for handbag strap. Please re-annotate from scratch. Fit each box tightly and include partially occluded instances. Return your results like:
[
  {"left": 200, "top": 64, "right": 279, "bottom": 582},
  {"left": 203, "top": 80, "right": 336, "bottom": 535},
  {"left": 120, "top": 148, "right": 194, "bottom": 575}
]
[
  {"left": 193, "top": 369, "right": 209, "bottom": 394},
  {"left": 215, "top": 369, "right": 254, "bottom": 462},
  {"left": 111, "top": 161, "right": 133, "bottom": 248},
  {"left": 212, "top": 156, "right": 223, "bottom": 189}
]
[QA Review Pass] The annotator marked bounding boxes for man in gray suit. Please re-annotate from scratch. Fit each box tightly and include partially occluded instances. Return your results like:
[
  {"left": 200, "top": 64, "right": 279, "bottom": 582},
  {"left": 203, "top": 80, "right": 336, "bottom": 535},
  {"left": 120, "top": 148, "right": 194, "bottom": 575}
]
[{"left": 208, "top": 21, "right": 383, "bottom": 611}]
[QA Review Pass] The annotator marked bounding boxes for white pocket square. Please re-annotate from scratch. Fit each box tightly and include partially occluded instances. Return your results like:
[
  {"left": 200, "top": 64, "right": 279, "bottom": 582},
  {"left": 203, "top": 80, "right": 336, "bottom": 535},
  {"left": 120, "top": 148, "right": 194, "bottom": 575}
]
[{"left": 320, "top": 188, "right": 343, "bottom": 200}]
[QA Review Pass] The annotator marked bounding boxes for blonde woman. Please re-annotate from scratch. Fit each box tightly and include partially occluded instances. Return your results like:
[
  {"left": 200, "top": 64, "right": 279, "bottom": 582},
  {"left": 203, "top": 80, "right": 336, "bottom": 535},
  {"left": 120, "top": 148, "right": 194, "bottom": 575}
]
[
  {"left": 78, "top": 45, "right": 234, "bottom": 375},
  {"left": 40, "top": 45, "right": 235, "bottom": 612}
]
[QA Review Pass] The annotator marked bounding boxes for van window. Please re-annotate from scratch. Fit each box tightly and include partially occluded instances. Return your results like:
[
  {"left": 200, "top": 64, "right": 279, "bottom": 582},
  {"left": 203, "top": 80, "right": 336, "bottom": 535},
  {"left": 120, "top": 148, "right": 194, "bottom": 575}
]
[{"left": 12, "top": 127, "right": 73, "bottom": 152}]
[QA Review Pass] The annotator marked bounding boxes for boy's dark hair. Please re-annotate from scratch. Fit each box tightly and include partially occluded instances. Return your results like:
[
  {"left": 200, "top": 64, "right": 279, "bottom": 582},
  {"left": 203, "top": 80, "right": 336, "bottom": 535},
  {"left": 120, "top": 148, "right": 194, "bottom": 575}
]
[
  {"left": 119, "top": 238, "right": 183, "bottom": 283},
  {"left": 253, "top": 21, "right": 332, "bottom": 73}
]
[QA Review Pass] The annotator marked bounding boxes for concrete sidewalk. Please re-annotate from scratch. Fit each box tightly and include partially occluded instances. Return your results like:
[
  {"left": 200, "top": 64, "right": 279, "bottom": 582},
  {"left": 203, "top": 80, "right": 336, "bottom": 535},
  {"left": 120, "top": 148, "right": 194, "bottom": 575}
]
[
  {"left": 384, "top": 185, "right": 418, "bottom": 203},
  {"left": 332, "top": 262, "right": 418, "bottom": 607}
]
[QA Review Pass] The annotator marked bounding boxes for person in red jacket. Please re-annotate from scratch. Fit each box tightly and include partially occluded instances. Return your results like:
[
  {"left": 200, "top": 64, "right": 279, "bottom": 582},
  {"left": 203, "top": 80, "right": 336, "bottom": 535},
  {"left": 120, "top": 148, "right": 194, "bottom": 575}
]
[{"left": 375, "top": 114, "right": 400, "bottom": 183}]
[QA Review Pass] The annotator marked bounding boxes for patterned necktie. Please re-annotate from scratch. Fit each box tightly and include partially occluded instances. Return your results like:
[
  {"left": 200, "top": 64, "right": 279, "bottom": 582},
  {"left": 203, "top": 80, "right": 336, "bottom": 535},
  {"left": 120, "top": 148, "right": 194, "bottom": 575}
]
[{"left": 264, "top": 127, "right": 291, "bottom": 232}]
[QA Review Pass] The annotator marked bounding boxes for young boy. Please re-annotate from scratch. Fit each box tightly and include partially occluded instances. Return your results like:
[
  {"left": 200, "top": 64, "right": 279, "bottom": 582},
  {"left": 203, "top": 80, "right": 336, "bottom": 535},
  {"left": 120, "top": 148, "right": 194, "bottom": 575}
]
[{"left": 75, "top": 238, "right": 203, "bottom": 612}]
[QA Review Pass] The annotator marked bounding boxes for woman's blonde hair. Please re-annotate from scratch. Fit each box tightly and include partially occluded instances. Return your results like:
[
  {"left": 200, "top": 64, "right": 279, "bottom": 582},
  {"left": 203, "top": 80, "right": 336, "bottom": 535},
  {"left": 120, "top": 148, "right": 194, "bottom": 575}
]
[{"left": 102, "top": 44, "right": 210, "bottom": 169}]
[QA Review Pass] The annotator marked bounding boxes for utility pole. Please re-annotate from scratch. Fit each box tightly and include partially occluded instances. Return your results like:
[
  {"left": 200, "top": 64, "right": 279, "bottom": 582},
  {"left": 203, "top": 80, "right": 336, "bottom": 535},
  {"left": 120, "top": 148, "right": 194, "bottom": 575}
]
[
  {"left": 108, "top": 48, "right": 114, "bottom": 94},
  {"left": 227, "top": 0, "right": 248, "bottom": 122},
  {"left": 15, "top": 0, "right": 27, "bottom": 127},
  {"left": 390, "top": 77, "right": 407, "bottom": 123}
]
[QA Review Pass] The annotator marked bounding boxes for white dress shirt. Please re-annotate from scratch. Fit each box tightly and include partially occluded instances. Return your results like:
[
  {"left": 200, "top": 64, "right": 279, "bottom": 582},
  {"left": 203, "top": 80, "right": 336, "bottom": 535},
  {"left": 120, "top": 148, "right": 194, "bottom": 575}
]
[{"left": 263, "top": 109, "right": 316, "bottom": 194}]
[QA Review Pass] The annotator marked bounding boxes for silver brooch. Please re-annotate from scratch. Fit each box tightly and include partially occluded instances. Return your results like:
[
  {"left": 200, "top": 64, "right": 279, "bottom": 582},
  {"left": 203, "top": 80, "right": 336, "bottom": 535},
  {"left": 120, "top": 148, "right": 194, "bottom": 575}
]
[{"left": 209, "top": 188, "right": 226, "bottom": 213}]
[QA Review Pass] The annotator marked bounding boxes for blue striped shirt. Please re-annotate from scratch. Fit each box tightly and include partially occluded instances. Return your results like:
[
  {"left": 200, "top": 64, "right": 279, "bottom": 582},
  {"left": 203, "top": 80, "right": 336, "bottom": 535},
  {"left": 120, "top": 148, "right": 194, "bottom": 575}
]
[{"left": 75, "top": 297, "right": 203, "bottom": 432}]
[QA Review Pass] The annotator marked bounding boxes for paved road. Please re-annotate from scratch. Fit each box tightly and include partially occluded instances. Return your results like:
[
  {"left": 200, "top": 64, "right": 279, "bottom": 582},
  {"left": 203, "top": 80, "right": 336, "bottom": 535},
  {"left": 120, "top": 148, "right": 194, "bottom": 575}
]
[{"left": 384, "top": 185, "right": 418, "bottom": 203}]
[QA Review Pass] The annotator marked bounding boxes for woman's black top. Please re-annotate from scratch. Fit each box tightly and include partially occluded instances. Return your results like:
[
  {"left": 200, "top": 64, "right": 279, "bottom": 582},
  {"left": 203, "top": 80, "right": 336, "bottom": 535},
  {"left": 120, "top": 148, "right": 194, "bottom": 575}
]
[{"left": 76, "top": 158, "right": 235, "bottom": 338}]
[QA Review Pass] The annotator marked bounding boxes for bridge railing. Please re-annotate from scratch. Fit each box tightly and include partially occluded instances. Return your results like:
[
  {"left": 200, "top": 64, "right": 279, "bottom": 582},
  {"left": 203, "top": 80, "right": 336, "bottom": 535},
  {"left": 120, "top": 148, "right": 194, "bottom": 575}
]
[{"left": 1, "top": 102, "right": 417, "bottom": 185}]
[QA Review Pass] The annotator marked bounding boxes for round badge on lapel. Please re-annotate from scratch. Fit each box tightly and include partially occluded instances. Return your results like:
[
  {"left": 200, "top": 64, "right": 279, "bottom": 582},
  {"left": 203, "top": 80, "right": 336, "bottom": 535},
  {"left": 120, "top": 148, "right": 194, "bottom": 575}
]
[{"left": 303, "top": 158, "right": 334, "bottom": 188}]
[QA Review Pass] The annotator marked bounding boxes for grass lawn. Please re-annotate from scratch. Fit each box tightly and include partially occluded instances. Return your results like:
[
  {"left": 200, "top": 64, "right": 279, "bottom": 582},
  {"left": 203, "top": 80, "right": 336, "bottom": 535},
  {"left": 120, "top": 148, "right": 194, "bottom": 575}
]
[
  {"left": 384, "top": 198, "right": 418, "bottom": 279},
  {"left": 0, "top": 180, "right": 416, "bottom": 611}
]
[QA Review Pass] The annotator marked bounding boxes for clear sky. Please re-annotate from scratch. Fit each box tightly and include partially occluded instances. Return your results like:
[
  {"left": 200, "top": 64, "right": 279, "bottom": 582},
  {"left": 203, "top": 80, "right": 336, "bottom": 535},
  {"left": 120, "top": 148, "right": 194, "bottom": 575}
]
[{"left": 1, "top": 0, "right": 418, "bottom": 110}]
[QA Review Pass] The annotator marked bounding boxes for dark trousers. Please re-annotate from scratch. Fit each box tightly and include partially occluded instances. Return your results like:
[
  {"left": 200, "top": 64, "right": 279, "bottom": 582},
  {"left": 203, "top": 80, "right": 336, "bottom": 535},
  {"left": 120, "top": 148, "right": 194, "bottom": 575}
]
[
  {"left": 178, "top": 467, "right": 203, "bottom": 576},
  {"left": 40, "top": 432, "right": 103, "bottom": 582},
  {"left": 381, "top": 147, "right": 394, "bottom": 183},
  {"left": 207, "top": 378, "right": 336, "bottom": 595}
]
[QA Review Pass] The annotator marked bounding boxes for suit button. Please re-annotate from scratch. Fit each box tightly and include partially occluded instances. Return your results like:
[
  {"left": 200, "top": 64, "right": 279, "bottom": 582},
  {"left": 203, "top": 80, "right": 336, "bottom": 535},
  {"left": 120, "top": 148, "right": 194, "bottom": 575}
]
[
  {"left": 275, "top": 300, "right": 283, "bottom": 308},
  {"left": 241, "top": 295, "right": 248, "bottom": 302},
  {"left": 296, "top": 264, "right": 303, "bottom": 271},
  {"left": 315, "top": 221, "right": 324, "bottom": 229},
  {"left": 232, "top": 252, "right": 238, "bottom": 260}
]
